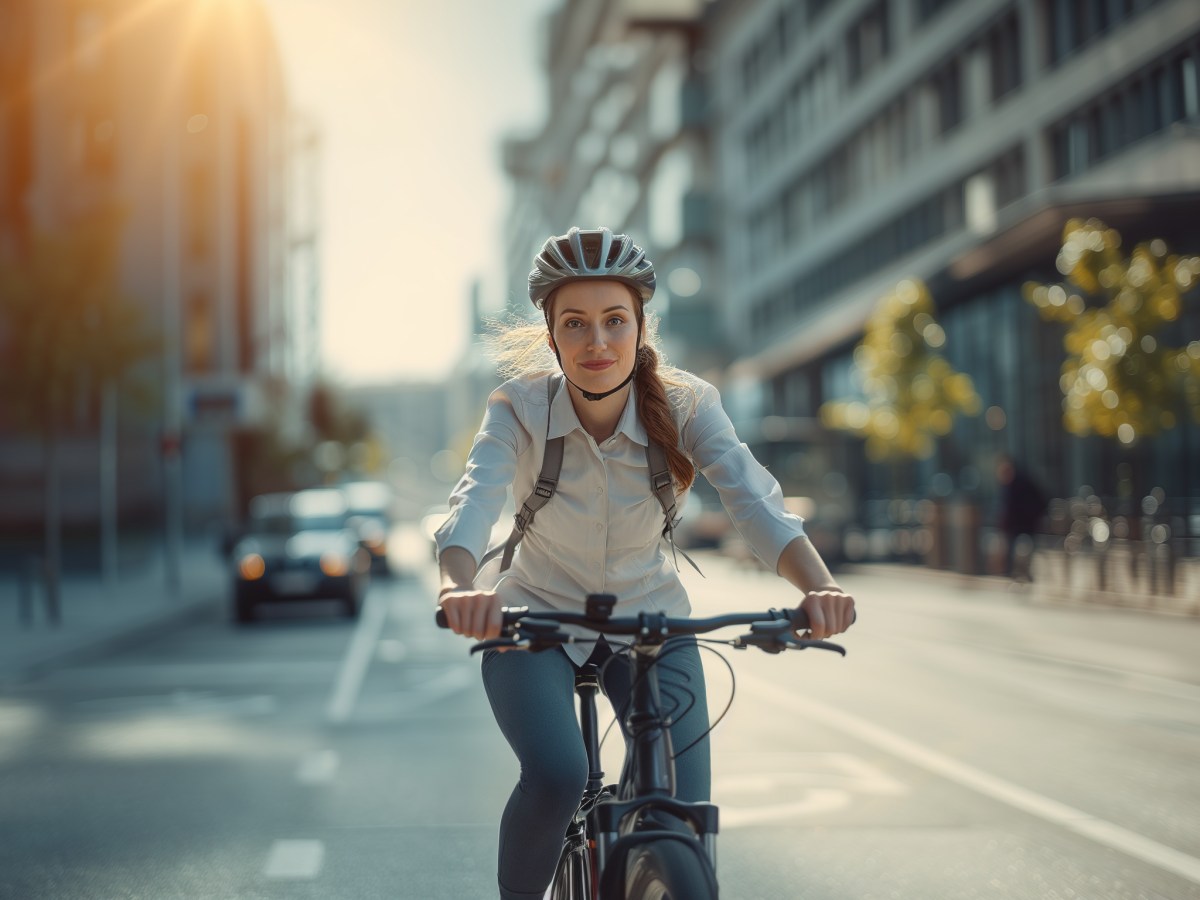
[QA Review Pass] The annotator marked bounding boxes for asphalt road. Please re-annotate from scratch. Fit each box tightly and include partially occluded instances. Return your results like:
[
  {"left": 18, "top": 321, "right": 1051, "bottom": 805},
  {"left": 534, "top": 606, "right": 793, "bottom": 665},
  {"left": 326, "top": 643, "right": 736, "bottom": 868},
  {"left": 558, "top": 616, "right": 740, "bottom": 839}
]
[{"left": 1, "top": 535, "right": 1198, "bottom": 900}]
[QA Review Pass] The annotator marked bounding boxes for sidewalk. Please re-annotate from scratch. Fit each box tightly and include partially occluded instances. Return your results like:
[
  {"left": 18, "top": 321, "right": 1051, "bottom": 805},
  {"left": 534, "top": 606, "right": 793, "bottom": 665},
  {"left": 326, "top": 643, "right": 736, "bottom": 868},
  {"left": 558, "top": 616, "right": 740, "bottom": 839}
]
[
  {"left": 0, "top": 538, "right": 227, "bottom": 686},
  {"left": 841, "top": 551, "right": 1200, "bottom": 617}
]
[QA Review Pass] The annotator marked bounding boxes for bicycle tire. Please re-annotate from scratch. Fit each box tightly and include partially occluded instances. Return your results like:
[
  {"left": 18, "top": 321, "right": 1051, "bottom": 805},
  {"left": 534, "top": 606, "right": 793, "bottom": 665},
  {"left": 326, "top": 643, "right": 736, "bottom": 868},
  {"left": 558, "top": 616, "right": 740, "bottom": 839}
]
[
  {"left": 549, "top": 840, "right": 593, "bottom": 900},
  {"left": 624, "top": 836, "right": 717, "bottom": 900}
]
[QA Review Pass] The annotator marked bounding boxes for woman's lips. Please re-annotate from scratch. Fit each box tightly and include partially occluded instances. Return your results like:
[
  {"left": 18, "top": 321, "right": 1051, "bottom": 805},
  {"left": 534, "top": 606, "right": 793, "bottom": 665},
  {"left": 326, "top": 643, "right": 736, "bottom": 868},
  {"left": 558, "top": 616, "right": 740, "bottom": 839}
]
[{"left": 579, "top": 360, "right": 615, "bottom": 371}]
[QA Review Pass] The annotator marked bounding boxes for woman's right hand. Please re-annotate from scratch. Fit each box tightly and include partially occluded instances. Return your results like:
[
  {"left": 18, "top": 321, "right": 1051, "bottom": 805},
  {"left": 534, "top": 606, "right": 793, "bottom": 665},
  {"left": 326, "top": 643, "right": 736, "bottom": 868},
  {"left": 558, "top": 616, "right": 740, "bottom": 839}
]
[{"left": 437, "top": 588, "right": 503, "bottom": 640}]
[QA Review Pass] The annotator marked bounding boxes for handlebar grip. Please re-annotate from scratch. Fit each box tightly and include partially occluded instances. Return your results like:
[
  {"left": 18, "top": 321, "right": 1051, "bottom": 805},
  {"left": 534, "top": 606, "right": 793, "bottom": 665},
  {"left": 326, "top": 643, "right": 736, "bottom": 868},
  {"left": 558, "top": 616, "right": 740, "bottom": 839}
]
[{"left": 435, "top": 608, "right": 448, "bottom": 629}]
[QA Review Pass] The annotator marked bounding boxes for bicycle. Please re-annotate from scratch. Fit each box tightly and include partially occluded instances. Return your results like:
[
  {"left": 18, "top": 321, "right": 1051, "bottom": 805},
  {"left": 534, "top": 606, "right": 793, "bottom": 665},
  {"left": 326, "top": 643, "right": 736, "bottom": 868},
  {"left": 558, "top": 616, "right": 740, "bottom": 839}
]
[{"left": 436, "top": 593, "right": 848, "bottom": 899}]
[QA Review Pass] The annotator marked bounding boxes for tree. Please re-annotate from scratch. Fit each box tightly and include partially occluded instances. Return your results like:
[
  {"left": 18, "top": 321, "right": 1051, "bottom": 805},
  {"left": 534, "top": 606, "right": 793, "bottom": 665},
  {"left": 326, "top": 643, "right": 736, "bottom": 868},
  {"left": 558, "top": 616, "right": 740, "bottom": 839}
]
[
  {"left": 820, "top": 279, "right": 981, "bottom": 461},
  {"left": 0, "top": 207, "right": 158, "bottom": 619},
  {"left": 1023, "top": 218, "right": 1200, "bottom": 445}
]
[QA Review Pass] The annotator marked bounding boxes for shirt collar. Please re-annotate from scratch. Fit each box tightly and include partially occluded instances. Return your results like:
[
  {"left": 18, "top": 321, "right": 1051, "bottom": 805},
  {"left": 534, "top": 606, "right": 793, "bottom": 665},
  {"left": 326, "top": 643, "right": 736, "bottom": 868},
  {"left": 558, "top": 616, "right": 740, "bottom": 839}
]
[{"left": 546, "top": 374, "right": 647, "bottom": 446}]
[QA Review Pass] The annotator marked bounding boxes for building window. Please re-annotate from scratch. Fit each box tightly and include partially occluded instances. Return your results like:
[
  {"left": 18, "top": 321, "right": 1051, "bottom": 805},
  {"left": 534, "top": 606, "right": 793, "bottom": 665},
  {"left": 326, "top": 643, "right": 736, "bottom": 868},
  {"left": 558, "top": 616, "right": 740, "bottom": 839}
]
[
  {"left": 1047, "top": 40, "right": 1200, "bottom": 179},
  {"left": 987, "top": 10, "right": 1022, "bottom": 102},
  {"left": 1046, "top": 0, "right": 1165, "bottom": 67},
  {"left": 931, "top": 58, "right": 963, "bottom": 134},
  {"left": 915, "top": 0, "right": 962, "bottom": 26},
  {"left": 846, "top": 1, "right": 890, "bottom": 87}
]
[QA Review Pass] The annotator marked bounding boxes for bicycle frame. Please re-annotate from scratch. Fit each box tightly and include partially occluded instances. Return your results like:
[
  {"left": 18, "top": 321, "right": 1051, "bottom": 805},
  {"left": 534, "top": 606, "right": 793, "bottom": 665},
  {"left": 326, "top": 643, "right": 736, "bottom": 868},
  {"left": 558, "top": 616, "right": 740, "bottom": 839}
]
[
  {"left": 574, "top": 642, "right": 720, "bottom": 884},
  {"left": 437, "top": 595, "right": 847, "bottom": 898}
]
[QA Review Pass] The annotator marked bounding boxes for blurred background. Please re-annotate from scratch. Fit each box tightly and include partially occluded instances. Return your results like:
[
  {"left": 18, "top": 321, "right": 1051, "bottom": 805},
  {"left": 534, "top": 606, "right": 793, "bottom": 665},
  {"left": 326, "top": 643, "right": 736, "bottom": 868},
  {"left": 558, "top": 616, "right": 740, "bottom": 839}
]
[
  {"left": 2, "top": 0, "right": 1197, "bottom": 608},
  {"left": 3, "top": 3, "right": 1200, "bottom": 898}
]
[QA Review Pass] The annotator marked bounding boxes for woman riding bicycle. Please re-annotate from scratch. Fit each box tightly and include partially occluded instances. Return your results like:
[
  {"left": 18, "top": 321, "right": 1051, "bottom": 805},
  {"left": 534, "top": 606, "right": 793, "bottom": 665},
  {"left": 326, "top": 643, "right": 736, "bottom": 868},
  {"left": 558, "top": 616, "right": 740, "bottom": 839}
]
[{"left": 436, "top": 226, "right": 856, "bottom": 900}]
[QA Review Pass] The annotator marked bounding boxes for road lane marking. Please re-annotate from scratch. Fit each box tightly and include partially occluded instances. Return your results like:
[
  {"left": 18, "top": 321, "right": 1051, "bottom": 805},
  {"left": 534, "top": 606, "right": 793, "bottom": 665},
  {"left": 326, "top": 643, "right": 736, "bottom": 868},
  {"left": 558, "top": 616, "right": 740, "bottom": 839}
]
[
  {"left": 715, "top": 752, "right": 906, "bottom": 828},
  {"left": 739, "top": 670, "right": 1200, "bottom": 887},
  {"left": 326, "top": 590, "right": 389, "bottom": 723},
  {"left": 296, "top": 749, "right": 340, "bottom": 784},
  {"left": 263, "top": 839, "right": 324, "bottom": 879}
]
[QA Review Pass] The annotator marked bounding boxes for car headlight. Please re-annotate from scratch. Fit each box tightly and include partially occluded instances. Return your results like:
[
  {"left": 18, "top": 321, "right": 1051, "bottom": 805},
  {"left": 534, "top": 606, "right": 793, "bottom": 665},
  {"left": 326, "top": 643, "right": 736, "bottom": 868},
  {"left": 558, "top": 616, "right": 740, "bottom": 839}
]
[
  {"left": 320, "top": 552, "right": 350, "bottom": 577},
  {"left": 238, "top": 553, "right": 266, "bottom": 581}
]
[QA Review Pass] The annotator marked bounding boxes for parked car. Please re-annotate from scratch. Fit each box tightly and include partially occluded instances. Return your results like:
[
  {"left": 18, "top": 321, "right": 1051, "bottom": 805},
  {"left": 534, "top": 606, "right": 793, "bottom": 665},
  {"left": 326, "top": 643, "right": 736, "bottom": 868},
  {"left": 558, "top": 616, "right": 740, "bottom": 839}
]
[
  {"left": 340, "top": 480, "right": 395, "bottom": 574},
  {"left": 228, "top": 489, "right": 371, "bottom": 623}
]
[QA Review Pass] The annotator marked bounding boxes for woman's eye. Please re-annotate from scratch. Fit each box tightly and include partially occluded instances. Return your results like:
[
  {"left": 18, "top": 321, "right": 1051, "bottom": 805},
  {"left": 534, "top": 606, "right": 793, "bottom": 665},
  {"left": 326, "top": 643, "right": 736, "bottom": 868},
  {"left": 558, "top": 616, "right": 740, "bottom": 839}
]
[{"left": 607, "top": 317, "right": 625, "bottom": 326}]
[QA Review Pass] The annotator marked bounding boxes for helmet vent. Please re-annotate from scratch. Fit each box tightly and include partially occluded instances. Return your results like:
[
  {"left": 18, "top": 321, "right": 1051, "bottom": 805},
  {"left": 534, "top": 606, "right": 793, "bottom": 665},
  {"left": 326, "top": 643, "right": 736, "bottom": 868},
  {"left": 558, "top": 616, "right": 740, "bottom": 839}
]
[
  {"left": 581, "top": 233, "right": 602, "bottom": 270},
  {"left": 557, "top": 240, "right": 579, "bottom": 269}
]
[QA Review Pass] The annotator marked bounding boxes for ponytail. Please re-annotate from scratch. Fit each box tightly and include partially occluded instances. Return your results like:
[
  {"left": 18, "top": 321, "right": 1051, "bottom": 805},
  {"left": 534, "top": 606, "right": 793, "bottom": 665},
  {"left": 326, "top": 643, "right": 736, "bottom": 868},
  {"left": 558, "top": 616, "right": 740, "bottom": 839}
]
[{"left": 634, "top": 345, "right": 695, "bottom": 492}]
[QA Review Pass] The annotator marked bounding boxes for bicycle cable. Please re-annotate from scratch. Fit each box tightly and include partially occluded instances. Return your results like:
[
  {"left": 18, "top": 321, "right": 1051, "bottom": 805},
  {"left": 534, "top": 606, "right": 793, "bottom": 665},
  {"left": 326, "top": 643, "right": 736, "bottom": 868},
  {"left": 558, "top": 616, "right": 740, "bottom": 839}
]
[{"left": 591, "top": 636, "right": 736, "bottom": 762}]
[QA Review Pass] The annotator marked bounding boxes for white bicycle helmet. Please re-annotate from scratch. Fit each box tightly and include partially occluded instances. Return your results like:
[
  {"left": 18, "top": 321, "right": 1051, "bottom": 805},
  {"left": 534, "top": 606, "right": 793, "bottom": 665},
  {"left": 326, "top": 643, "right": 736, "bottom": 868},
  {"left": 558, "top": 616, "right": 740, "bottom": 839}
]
[{"left": 528, "top": 226, "right": 656, "bottom": 309}]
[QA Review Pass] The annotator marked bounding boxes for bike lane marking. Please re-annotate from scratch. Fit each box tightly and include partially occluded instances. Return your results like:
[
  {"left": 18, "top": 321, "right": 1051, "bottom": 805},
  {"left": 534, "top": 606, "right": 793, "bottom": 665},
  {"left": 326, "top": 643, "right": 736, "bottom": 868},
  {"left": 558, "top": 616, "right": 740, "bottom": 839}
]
[
  {"left": 715, "top": 751, "right": 907, "bottom": 828},
  {"left": 738, "top": 669, "right": 1200, "bottom": 887},
  {"left": 326, "top": 589, "right": 390, "bottom": 723}
]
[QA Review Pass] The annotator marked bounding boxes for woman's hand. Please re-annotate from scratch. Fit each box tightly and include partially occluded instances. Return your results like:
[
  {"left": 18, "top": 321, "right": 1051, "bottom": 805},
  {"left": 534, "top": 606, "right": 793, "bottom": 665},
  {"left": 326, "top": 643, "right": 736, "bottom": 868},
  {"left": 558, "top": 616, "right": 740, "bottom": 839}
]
[
  {"left": 797, "top": 588, "right": 855, "bottom": 640},
  {"left": 437, "top": 588, "right": 503, "bottom": 641}
]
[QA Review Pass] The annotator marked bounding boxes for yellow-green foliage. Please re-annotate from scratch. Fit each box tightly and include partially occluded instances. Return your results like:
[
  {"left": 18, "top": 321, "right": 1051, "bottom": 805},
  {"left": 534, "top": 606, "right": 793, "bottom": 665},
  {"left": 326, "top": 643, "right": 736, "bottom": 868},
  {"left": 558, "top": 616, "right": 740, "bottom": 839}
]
[
  {"left": 821, "top": 279, "right": 980, "bottom": 460},
  {"left": 1024, "top": 219, "right": 1200, "bottom": 444}
]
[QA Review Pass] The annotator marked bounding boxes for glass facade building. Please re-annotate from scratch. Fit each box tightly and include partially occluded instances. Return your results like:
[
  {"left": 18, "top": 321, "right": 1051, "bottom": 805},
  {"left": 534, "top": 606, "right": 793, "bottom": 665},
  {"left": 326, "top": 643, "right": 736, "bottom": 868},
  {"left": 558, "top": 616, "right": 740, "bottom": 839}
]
[{"left": 707, "top": 0, "right": 1200, "bottom": 566}]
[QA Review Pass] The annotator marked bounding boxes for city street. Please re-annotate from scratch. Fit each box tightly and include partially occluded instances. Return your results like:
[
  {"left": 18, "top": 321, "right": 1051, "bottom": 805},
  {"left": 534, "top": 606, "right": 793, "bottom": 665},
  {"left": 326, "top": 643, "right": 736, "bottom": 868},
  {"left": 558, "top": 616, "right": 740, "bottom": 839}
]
[{"left": 1, "top": 538, "right": 1198, "bottom": 900}]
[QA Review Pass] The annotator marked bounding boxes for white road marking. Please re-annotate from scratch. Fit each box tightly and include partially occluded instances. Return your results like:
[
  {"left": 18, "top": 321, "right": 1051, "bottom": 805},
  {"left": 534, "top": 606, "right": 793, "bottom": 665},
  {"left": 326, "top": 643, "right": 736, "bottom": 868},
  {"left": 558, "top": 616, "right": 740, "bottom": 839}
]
[
  {"left": 739, "top": 670, "right": 1200, "bottom": 886},
  {"left": 715, "top": 751, "right": 907, "bottom": 828},
  {"left": 326, "top": 591, "right": 389, "bottom": 723},
  {"left": 296, "top": 749, "right": 340, "bottom": 784},
  {"left": 262, "top": 839, "right": 324, "bottom": 879},
  {"left": 718, "top": 784, "right": 849, "bottom": 827}
]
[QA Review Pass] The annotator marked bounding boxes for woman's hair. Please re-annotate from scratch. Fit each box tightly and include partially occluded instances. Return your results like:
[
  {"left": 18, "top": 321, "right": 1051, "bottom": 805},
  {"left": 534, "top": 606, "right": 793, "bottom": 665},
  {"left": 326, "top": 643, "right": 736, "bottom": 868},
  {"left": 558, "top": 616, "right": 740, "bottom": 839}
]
[{"left": 485, "top": 291, "right": 697, "bottom": 492}]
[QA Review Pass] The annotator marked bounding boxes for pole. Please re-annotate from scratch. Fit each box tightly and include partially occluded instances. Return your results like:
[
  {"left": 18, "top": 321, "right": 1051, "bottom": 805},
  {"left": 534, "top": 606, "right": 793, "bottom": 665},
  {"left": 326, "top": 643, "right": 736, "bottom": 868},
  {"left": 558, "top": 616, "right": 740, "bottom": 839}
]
[
  {"left": 163, "top": 112, "right": 184, "bottom": 594},
  {"left": 100, "top": 379, "right": 118, "bottom": 587}
]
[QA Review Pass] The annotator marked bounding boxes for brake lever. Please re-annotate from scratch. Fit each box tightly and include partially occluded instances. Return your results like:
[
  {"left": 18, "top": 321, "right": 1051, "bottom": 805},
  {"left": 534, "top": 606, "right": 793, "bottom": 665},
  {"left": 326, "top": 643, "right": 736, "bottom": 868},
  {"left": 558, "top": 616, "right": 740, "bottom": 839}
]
[{"left": 733, "top": 620, "right": 847, "bottom": 656}]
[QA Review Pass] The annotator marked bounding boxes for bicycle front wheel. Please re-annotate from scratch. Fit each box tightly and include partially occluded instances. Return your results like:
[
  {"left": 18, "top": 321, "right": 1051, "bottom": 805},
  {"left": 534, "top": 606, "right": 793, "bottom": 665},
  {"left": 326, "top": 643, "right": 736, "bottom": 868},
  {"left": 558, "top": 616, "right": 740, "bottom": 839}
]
[{"left": 624, "top": 837, "right": 717, "bottom": 900}]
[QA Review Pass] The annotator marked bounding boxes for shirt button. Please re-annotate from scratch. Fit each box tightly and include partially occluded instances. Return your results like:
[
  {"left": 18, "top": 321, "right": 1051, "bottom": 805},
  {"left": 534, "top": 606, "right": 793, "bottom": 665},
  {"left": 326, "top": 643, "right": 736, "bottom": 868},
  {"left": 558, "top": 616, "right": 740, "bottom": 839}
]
[{"left": 595, "top": 523, "right": 603, "bottom": 531}]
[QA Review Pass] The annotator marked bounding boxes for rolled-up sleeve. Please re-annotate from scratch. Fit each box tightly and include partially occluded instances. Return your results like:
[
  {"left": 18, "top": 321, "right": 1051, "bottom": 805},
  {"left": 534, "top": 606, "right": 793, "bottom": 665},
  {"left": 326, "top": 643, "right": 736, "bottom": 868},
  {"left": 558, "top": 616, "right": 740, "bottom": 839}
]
[
  {"left": 434, "top": 384, "right": 530, "bottom": 566},
  {"left": 683, "top": 379, "right": 806, "bottom": 570}
]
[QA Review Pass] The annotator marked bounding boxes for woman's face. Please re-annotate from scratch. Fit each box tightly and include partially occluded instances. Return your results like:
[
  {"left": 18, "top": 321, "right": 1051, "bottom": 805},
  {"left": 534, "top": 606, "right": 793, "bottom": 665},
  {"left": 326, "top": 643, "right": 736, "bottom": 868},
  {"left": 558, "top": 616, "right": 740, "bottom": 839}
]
[{"left": 547, "top": 280, "right": 641, "bottom": 395}]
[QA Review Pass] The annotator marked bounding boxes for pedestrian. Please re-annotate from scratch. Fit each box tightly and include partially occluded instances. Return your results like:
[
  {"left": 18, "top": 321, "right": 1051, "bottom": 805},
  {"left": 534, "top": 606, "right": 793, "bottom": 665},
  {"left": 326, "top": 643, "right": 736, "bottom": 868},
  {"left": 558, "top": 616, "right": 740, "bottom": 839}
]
[
  {"left": 996, "top": 453, "right": 1047, "bottom": 582},
  {"left": 435, "top": 226, "right": 855, "bottom": 900}
]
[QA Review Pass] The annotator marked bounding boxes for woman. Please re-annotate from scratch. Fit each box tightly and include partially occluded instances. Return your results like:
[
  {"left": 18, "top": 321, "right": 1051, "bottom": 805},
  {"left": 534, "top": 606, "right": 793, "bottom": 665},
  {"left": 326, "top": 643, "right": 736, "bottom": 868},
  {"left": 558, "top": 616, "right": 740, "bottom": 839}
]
[{"left": 436, "top": 226, "right": 855, "bottom": 900}]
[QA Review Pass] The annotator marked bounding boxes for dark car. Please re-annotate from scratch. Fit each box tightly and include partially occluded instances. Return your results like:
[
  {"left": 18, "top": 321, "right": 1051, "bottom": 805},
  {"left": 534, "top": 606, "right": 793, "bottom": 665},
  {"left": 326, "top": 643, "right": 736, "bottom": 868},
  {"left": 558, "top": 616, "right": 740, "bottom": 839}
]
[
  {"left": 340, "top": 480, "right": 395, "bottom": 574},
  {"left": 229, "top": 489, "right": 370, "bottom": 623}
]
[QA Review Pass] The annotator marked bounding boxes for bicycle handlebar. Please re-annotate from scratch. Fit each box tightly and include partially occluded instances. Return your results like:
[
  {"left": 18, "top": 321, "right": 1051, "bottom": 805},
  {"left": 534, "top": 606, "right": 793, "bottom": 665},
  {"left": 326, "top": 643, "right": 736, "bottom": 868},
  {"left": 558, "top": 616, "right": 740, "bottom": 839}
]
[
  {"left": 434, "top": 604, "right": 809, "bottom": 634},
  {"left": 435, "top": 595, "right": 851, "bottom": 656}
]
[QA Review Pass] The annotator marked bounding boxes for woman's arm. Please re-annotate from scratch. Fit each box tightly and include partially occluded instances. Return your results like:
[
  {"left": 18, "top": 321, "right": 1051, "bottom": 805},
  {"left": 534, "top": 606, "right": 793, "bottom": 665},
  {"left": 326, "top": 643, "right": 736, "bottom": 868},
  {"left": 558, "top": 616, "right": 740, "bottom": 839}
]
[
  {"left": 776, "top": 535, "right": 855, "bottom": 639},
  {"left": 437, "top": 546, "right": 504, "bottom": 641}
]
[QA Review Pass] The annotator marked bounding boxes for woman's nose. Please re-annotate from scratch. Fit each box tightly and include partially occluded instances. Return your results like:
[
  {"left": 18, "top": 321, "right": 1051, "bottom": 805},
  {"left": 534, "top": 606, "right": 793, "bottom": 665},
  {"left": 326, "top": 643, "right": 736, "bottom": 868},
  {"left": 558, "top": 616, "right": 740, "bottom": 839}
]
[{"left": 587, "top": 324, "right": 607, "bottom": 348}]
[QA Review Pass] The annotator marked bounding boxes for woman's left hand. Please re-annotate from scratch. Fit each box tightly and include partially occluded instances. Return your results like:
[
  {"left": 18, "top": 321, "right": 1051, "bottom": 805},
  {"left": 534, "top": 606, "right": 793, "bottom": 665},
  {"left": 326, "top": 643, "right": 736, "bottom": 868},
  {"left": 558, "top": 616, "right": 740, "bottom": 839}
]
[{"left": 797, "top": 588, "right": 855, "bottom": 640}]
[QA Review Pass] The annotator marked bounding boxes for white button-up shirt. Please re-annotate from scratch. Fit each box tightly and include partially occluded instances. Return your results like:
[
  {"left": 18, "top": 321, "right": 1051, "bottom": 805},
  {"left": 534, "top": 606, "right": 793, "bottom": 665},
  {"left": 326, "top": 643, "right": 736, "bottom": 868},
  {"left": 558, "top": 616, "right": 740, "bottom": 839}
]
[{"left": 435, "top": 370, "right": 806, "bottom": 664}]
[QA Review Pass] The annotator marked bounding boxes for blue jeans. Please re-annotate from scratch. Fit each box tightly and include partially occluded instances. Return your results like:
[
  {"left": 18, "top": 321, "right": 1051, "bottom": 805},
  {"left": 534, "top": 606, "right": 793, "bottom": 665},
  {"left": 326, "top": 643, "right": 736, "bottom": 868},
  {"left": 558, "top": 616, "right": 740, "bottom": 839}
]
[{"left": 481, "top": 638, "right": 711, "bottom": 900}]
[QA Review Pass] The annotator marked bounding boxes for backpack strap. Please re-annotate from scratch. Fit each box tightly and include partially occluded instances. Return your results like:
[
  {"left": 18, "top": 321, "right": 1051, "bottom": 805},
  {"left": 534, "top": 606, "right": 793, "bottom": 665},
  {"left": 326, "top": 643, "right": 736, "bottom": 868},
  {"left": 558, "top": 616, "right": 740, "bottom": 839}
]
[
  {"left": 498, "top": 376, "right": 564, "bottom": 572},
  {"left": 646, "top": 440, "right": 703, "bottom": 577},
  {"left": 493, "top": 374, "right": 702, "bottom": 576}
]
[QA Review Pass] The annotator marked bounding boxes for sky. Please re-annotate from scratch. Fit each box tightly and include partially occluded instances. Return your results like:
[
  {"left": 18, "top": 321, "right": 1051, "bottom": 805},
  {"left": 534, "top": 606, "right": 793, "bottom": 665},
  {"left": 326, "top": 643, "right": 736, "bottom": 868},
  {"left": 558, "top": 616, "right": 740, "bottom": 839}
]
[{"left": 259, "top": 0, "right": 560, "bottom": 385}]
